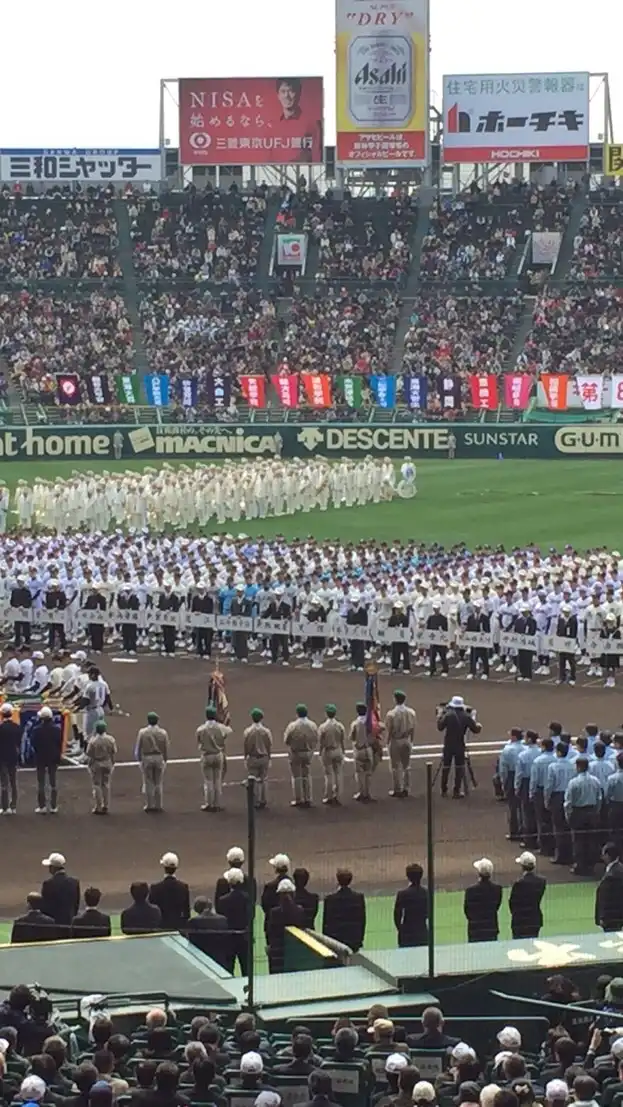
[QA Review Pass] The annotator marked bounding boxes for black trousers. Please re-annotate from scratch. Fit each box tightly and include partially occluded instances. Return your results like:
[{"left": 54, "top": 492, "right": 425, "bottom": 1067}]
[
  {"left": 568, "top": 806, "right": 599, "bottom": 871},
  {"left": 48, "top": 623, "right": 66, "bottom": 650},
  {"left": 195, "top": 628, "right": 213, "bottom": 657},
  {"left": 271, "top": 634, "right": 289, "bottom": 663},
  {"left": 162, "top": 626, "right": 176, "bottom": 654},
  {"left": 550, "top": 792, "right": 572, "bottom": 864},
  {"left": 0, "top": 763, "right": 17, "bottom": 810},
  {"left": 349, "top": 639, "right": 365, "bottom": 668},
  {"left": 608, "top": 801, "right": 623, "bottom": 848},
  {"left": 470, "top": 648, "right": 489, "bottom": 676},
  {"left": 429, "top": 645, "right": 448, "bottom": 675},
  {"left": 88, "top": 624, "right": 104, "bottom": 651},
  {"left": 14, "top": 620, "right": 30, "bottom": 647},
  {"left": 36, "top": 764, "right": 58, "bottom": 810},
  {"left": 558, "top": 652, "right": 576, "bottom": 681},
  {"left": 233, "top": 632, "right": 248, "bottom": 660},
  {"left": 534, "top": 788, "right": 554, "bottom": 855},
  {"left": 391, "top": 643, "right": 411, "bottom": 671},
  {"left": 518, "top": 650, "right": 533, "bottom": 679},
  {"left": 517, "top": 779, "right": 537, "bottom": 847},
  {"left": 121, "top": 623, "right": 138, "bottom": 652},
  {"left": 441, "top": 742, "right": 465, "bottom": 795},
  {"left": 504, "top": 772, "right": 521, "bottom": 839}
]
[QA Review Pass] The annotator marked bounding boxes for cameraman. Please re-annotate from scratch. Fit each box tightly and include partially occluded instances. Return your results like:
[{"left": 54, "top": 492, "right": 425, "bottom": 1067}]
[{"left": 436, "top": 694, "right": 482, "bottom": 798}]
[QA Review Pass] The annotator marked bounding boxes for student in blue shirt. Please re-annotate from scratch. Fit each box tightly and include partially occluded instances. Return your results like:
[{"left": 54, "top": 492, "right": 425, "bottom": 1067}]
[
  {"left": 515, "top": 730, "right": 540, "bottom": 849},
  {"left": 530, "top": 737, "right": 556, "bottom": 857},
  {"left": 564, "top": 757, "right": 602, "bottom": 875},
  {"left": 545, "top": 742, "right": 577, "bottom": 866},
  {"left": 498, "top": 727, "right": 523, "bottom": 842}
]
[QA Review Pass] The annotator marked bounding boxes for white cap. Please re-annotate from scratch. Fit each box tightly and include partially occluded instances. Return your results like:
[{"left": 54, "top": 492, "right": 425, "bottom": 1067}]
[
  {"left": 240, "top": 1052, "right": 263, "bottom": 1074},
  {"left": 1, "top": 703, "right": 13, "bottom": 715},
  {"left": 0, "top": 1038, "right": 9, "bottom": 1055},
  {"left": 42, "top": 852, "right": 66, "bottom": 868},
  {"left": 160, "top": 852, "right": 179, "bottom": 868},
  {"left": 451, "top": 1043, "right": 477, "bottom": 1063},
  {"left": 449, "top": 695, "right": 465, "bottom": 708},
  {"left": 32, "top": 651, "right": 45, "bottom": 661},
  {"left": 497, "top": 1026, "right": 521, "bottom": 1049},
  {"left": 38, "top": 706, "right": 53, "bottom": 720},
  {"left": 386, "top": 1053, "right": 409, "bottom": 1073},
  {"left": 71, "top": 651, "right": 87, "bottom": 662},
  {"left": 277, "top": 878, "right": 295, "bottom": 894},
  {"left": 412, "top": 1082, "right": 436, "bottom": 1103},
  {"left": 612, "top": 1038, "right": 623, "bottom": 1061},
  {"left": 227, "top": 847, "right": 245, "bottom": 864},
  {"left": 545, "top": 1081, "right": 569, "bottom": 1102},
  {"left": 473, "top": 858, "right": 494, "bottom": 877},
  {"left": 516, "top": 851, "right": 536, "bottom": 869},
  {"left": 20, "top": 1077, "right": 46, "bottom": 1102},
  {"left": 224, "top": 868, "right": 244, "bottom": 885},
  {"left": 269, "top": 853, "right": 290, "bottom": 869}
]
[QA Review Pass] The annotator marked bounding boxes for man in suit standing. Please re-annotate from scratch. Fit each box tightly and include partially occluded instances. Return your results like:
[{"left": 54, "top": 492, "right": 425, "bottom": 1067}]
[
  {"left": 293, "top": 868, "right": 319, "bottom": 929},
  {"left": 393, "top": 863, "right": 428, "bottom": 947},
  {"left": 40, "top": 852, "right": 80, "bottom": 933},
  {"left": 261, "top": 853, "right": 291, "bottom": 938},
  {"left": 120, "top": 882, "right": 162, "bottom": 935},
  {"left": 184, "top": 896, "right": 230, "bottom": 967},
  {"left": 11, "top": 893, "right": 57, "bottom": 944},
  {"left": 267, "top": 877, "right": 306, "bottom": 973},
  {"left": 595, "top": 841, "right": 623, "bottom": 932},
  {"left": 148, "top": 852, "right": 190, "bottom": 931},
  {"left": 71, "top": 886, "right": 112, "bottom": 939},
  {"left": 214, "top": 846, "right": 256, "bottom": 912},
  {"left": 218, "top": 867, "right": 252, "bottom": 975},
  {"left": 322, "top": 869, "right": 366, "bottom": 952},
  {"left": 463, "top": 858, "right": 502, "bottom": 943},
  {"left": 509, "top": 851, "right": 546, "bottom": 939}
]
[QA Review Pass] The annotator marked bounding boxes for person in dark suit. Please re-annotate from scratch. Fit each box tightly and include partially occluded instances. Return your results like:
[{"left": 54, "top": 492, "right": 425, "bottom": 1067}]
[
  {"left": 218, "top": 867, "right": 252, "bottom": 974},
  {"left": 293, "top": 868, "right": 319, "bottom": 929},
  {"left": 393, "top": 862, "right": 429, "bottom": 947},
  {"left": 596, "top": 841, "right": 623, "bottom": 932},
  {"left": 322, "top": 869, "right": 366, "bottom": 952},
  {"left": 31, "top": 707, "right": 63, "bottom": 814},
  {"left": 0, "top": 701, "right": 22, "bottom": 814},
  {"left": 40, "top": 852, "right": 80, "bottom": 931},
  {"left": 267, "top": 877, "right": 306, "bottom": 974},
  {"left": 120, "top": 882, "right": 162, "bottom": 936},
  {"left": 509, "top": 851, "right": 546, "bottom": 939},
  {"left": 148, "top": 853, "right": 190, "bottom": 931},
  {"left": 71, "top": 886, "right": 112, "bottom": 939},
  {"left": 184, "top": 897, "right": 230, "bottom": 968},
  {"left": 214, "top": 846, "right": 255, "bottom": 912},
  {"left": 11, "top": 892, "right": 57, "bottom": 944},
  {"left": 407, "top": 1006, "right": 460, "bottom": 1049},
  {"left": 463, "top": 857, "right": 503, "bottom": 943},
  {"left": 261, "top": 853, "right": 290, "bottom": 937}
]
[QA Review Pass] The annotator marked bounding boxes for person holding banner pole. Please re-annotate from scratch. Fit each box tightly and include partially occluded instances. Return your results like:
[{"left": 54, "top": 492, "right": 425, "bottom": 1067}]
[
  {"left": 82, "top": 585, "right": 107, "bottom": 654},
  {"left": 426, "top": 601, "right": 449, "bottom": 678},
  {"left": 514, "top": 605, "right": 537, "bottom": 682},
  {"left": 556, "top": 604, "right": 578, "bottom": 686},
  {"left": 465, "top": 601, "right": 490, "bottom": 681},
  {"left": 601, "top": 613, "right": 621, "bottom": 689}
]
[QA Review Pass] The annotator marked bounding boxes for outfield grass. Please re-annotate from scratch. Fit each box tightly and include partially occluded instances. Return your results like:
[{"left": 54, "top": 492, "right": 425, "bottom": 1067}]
[{"left": 2, "top": 458, "right": 623, "bottom": 550}]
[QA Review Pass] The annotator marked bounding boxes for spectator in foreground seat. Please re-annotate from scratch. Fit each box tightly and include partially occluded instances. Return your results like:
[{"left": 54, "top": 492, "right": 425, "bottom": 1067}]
[
  {"left": 407, "top": 1007, "right": 459, "bottom": 1050},
  {"left": 571, "top": 1076, "right": 599, "bottom": 1107},
  {"left": 412, "top": 1081, "right": 437, "bottom": 1107},
  {"left": 273, "top": 1034, "right": 316, "bottom": 1077},
  {"left": 65, "top": 1062, "right": 100, "bottom": 1107},
  {"left": 545, "top": 1080, "right": 569, "bottom": 1107},
  {"left": 298, "top": 1071, "right": 340, "bottom": 1107},
  {"left": 329, "top": 1027, "right": 359, "bottom": 1062},
  {"left": 11, "top": 893, "right": 56, "bottom": 945},
  {"left": 120, "top": 882, "right": 162, "bottom": 936},
  {"left": 71, "top": 886, "right": 112, "bottom": 940}
]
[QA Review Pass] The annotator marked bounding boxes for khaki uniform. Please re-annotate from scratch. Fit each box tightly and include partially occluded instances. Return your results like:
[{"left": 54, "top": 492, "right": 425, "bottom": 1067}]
[
  {"left": 385, "top": 704, "right": 417, "bottom": 795},
  {"left": 284, "top": 717, "right": 319, "bottom": 805},
  {"left": 318, "top": 718, "right": 346, "bottom": 802},
  {"left": 85, "top": 731, "right": 117, "bottom": 813},
  {"left": 243, "top": 723, "right": 273, "bottom": 807},
  {"left": 136, "top": 724, "right": 170, "bottom": 811},
  {"left": 197, "top": 720, "right": 232, "bottom": 809},
  {"left": 349, "top": 717, "right": 376, "bottom": 799}
]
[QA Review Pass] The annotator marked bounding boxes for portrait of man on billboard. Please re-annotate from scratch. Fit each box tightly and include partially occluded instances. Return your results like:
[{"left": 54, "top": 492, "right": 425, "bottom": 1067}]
[
  {"left": 277, "top": 78, "right": 303, "bottom": 120},
  {"left": 275, "top": 77, "right": 323, "bottom": 163}
]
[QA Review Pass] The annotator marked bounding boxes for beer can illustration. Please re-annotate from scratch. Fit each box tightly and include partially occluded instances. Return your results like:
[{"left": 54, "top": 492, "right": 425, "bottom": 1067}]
[{"left": 348, "top": 35, "right": 413, "bottom": 126}]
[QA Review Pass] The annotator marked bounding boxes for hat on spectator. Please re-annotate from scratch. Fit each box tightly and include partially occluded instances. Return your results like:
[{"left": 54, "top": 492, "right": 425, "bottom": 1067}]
[
  {"left": 412, "top": 1082, "right": 436, "bottom": 1103},
  {"left": 611, "top": 1038, "right": 623, "bottom": 1061},
  {"left": 160, "top": 853, "right": 179, "bottom": 869},
  {"left": 269, "top": 854, "right": 290, "bottom": 869},
  {"left": 254, "top": 1095, "right": 281, "bottom": 1107},
  {"left": 227, "top": 847, "right": 245, "bottom": 864},
  {"left": 42, "top": 852, "right": 66, "bottom": 868},
  {"left": 449, "top": 696, "right": 464, "bottom": 708},
  {"left": 386, "top": 1054, "right": 409, "bottom": 1074},
  {"left": 20, "top": 1077, "right": 47, "bottom": 1102},
  {"left": 1, "top": 704, "right": 13, "bottom": 716},
  {"left": 368, "top": 1018, "right": 394, "bottom": 1035},
  {"left": 473, "top": 858, "right": 494, "bottom": 877},
  {"left": 224, "top": 868, "right": 244, "bottom": 885},
  {"left": 451, "top": 1043, "right": 477, "bottom": 1064},
  {"left": 545, "top": 1080, "right": 569, "bottom": 1102},
  {"left": 454, "top": 1084, "right": 482, "bottom": 1106},
  {"left": 497, "top": 1026, "right": 522, "bottom": 1049},
  {"left": 0, "top": 1039, "right": 8, "bottom": 1056},
  {"left": 515, "top": 852, "right": 536, "bottom": 870},
  {"left": 277, "top": 878, "right": 295, "bottom": 894},
  {"left": 240, "top": 1052, "right": 263, "bottom": 1074}
]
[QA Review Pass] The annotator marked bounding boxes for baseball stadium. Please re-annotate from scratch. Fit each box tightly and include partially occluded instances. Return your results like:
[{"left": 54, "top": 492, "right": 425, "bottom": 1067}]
[{"left": 0, "top": 6, "right": 622, "bottom": 1102}]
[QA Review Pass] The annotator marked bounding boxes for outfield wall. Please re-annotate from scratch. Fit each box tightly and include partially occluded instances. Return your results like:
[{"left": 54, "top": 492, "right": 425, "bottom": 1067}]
[{"left": 1, "top": 423, "right": 623, "bottom": 460}]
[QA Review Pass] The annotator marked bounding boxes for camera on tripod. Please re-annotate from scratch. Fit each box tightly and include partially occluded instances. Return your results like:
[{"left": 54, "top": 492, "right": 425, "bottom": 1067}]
[{"left": 436, "top": 701, "right": 476, "bottom": 719}]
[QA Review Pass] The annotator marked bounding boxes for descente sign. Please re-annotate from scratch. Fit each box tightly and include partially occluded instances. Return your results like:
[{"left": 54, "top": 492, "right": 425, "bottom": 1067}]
[{"left": 0, "top": 423, "right": 621, "bottom": 460}]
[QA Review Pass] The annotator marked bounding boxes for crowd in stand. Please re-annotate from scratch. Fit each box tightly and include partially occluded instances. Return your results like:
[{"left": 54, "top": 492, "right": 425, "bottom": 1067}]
[
  {"left": 0, "top": 195, "right": 121, "bottom": 281},
  {"left": 310, "top": 192, "right": 416, "bottom": 284},
  {"left": 516, "top": 287, "right": 623, "bottom": 377},
  {"left": 401, "top": 293, "right": 524, "bottom": 378},
  {"left": 281, "top": 288, "right": 400, "bottom": 378},
  {"left": 570, "top": 192, "right": 623, "bottom": 282}
]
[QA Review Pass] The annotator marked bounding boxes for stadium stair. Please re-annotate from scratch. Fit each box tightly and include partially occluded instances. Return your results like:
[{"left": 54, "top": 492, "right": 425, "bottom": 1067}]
[
  {"left": 551, "top": 185, "right": 590, "bottom": 284},
  {"left": 391, "top": 187, "right": 435, "bottom": 373},
  {"left": 503, "top": 295, "right": 536, "bottom": 372},
  {"left": 257, "top": 193, "right": 284, "bottom": 293},
  {"left": 113, "top": 199, "right": 151, "bottom": 379}
]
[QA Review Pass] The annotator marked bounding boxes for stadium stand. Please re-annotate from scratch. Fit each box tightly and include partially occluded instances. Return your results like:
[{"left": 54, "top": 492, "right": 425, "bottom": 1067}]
[
  {"left": 569, "top": 188, "right": 623, "bottom": 281},
  {"left": 515, "top": 286, "right": 623, "bottom": 376},
  {"left": 0, "top": 193, "right": 122, "bottom": 280}
]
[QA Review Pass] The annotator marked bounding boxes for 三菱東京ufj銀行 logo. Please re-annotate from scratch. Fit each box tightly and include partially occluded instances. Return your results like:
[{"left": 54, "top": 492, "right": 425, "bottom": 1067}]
[{"left": 555, "top": 427, "right": 623, "bottom": 454}]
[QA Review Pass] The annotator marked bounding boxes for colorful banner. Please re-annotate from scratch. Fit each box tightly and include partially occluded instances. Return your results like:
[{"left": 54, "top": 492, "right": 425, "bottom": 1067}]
[
  {"left": 469, "top": 374, "right": 499, "bottom": 410},
  {"left": 179, "top": 78, "right": 324, "bottom": 166},
  {"left": 205, "top": 374, "right": 231, "bottom": 409},
  {"left": 115, "top": 374, "right": 140, "bottom": 405},
  {"left": 240, "top": 375, "right": 267, "bottom": 408},
  {"left": 369, "top": 375, "right": 396, "bottom": 409},
  {"left": 276, "top": 234, "right": 307, "bottom": 266},
  {"left": 144, "top": 374, "right": 170, "bottom": 407},
  {"left": 338, "top": 375, "right": 364, "bottom": 408},
  {"left": 57, "top": 374, "right": 81, "bottom": 405},
  {"left": 85, "top": 375, "right": 111, "bottom": 405},
  {"left": 302, "top": 373, "right": 331, "bottom": 408},
  {"left": 504, "top": 374, "right": 532, "bottom": 410},
  {"left": 0, "top": 149, "right": 161, "bottom": 183},
  {"left": 0, "top": 696, "right": 71, "bottom": 767},
  {"left": 179, "top": 378, "right": 198, "bottom": 408},
  {"left": 406, "top": 375, "right": 429, "bottom": 410},
  {"left": 541, "top": 373, "right": 569, "bottom": 411},
  {"left": 611, "top": 376, "right": 623, "bottom": 410},
  {"left": 335, "top": 0, "right": 429, "bottom": 167},
  {"left": 439, "top": 375, "right": 461, "bottom": 410},
  {"left": 442, "top": 72, "right": 590, "bottom": 163},
  {"left": 577, "top": 375, "right": 605, "bottom": 411},
  {"left": 604, "top": 144, "right": 623, "bottom": 176},
  {"left": 272, "top": 373, "right": 299, "bottom": 407}
]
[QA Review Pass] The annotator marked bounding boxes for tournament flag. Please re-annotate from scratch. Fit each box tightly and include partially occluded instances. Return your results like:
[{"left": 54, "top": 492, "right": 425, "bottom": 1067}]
[
  {"left": 271, "top": 373, "right": 299, "bottom": 407},
  {"left": 301, "top": 373, "right": 331, "bottom": 408},
  {"left": 205, "top": 373, "right": 232, "bottom": 409},
  {"left": 115, "top": 373, "right": 141, "bottom": 405},
  {"left": 144, "top": 373, "right": 170, "bottom": 407},
  {"left": 540, "top": 373, "right": 569, "bottom": 410},
  {"left": 337, "top": 375, "right": 363, "bottom": 408},
  {"left": 364, "top": 663, "right": 382, "bottom": 739},
  {"left": 576, "top": 374, "right": 605, "bottom": 411},
  {"left": 406, "top": 375, "right": 429, "bottom": 410},
  {"left": 85, "top": 374, "right": 112, "bottom": 405},
  {"left": 369, "top": 375, "right": 396, "bottom": 409},
  {"left": 611, "top": 375, "right": 623, "bottom": 409},
  {"left": 179, "top": 377, "right": 198, "bottom": 407},
  {"left": 207, "top": 669, "right": 231, "bottom": 726},
  {"left": 57, "top": 374, "right": 81, "bottom": 405},
  {"left": 439, "top": 375, "right": 461, "bottom": 410},
  {"left": 469, "top": 374, "right": 498, "bottom": 411},
  {"left": 240, "top": 375, "right": 267, "bottom": 408},
  {"left": 503, "top": 374, "right": 532, "bottom": 410}
]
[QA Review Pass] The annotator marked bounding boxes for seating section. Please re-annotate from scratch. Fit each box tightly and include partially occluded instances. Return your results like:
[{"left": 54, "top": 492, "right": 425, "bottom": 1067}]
[
  {"left": 0, "top": 194, "right": 121, "bottom": 279},
  {"left": 306, "top": 192, "right": 417, "bottom": 283},
  {"left": 281, "top": 289, "right": 401, "bottom": 376},
  {"left": 515, "top": 287, "right": 623, "bottom": 375},
  {"left": 570, "top": 190, "right": 623, "bottom": 280}
]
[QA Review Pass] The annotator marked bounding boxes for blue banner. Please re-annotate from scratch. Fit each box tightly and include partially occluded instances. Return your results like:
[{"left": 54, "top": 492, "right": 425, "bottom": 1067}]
[
  {"left": 369, "top": 375, "right": 396, "bottom": 409},
  {"left": 179, "top": 378, "right": 198, "bottom": 408},
  {"left": 144, "top": 374, "right": 170, "bottom": 407},
  {"left": 406, "top": 375, "right": 428, "bottom": 410}
]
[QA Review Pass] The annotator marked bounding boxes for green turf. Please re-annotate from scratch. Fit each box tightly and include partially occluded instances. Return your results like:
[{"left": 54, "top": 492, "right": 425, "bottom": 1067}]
[{"left": 4, "top": 458, "right": 622, "bottom": 550}]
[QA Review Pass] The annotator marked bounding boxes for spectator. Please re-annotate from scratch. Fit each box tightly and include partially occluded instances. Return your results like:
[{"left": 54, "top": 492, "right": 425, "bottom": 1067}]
[
  {"left": 273, "top": 1035, "right": 316, "bottom": 1077},
  {"left": 65, "top": 1063, "right": 100, "bottom": 1107},
  {"left": 120, "top": 883, "right": 162, "bottom": 936},
  {"left": 571, "top": 1075, "right": 599, "bottom": 1107},
  {"left": 71, "top": 887, "right": 112, "bottom": 940},
  {"left": 299, "top": 1071, "right": 340, "bottom": 1107},
  {"left": 92, "top": 1050, "right": 130, "bottom": 1100},
  {"left": 412, "top": 1082, "right": 437, "bottom": 1107},
  {"left": 545, "top": 1080, "right": 569, "bottom": 1107},
  {"left": 407, "top": 1007, "right": 460, "bottom": 1050},
  {"left": 11, "top": 893, "right": 56, "bottom": 945}
]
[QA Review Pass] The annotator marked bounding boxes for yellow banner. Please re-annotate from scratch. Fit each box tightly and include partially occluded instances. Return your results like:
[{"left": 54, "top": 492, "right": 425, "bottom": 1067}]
[
  {"left": 604, "top": 144, "right": 623, "bottom": 176},
  {"left": 335, "top": 0, "right": 429, "bottom": 167}
]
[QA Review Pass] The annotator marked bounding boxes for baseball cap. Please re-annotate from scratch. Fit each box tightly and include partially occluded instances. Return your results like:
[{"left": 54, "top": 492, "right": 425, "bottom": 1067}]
[
  {"left": 227, "top": 847, "right": 245, "bottom": 864},
  {"left": 449, "top": 695, "right": 465, "bottom": 708},
  {"left": 497, "top": 1026, "right": 521, "bottom": 1049},
  {"left": 473, "top": 858, "right": 494, "bottom": 877},
  {"left": 32, "top": 652, "right": 44, "bottom": 661},
  {"left": 224, "top": 868, "right": 244, "bottom": 885},
  {"left": 368, "top": 1018, "right": 394, "bottom": 1035},
  {"left": 71, "top": 651, "right": 87, "bottom": 662},
  {"left": 386, "top": 1053, "right": 409, "bottom": 1074},
  {"left": 240, "top": 1052, "right": 263, "bottom": 1074},
  {"left": 20, "top": 1076, "right": 46, "bottom": 1102},
  {"left": 254, "top": 1095, "right": 281, "bottom": 1107},
  {"left": 611, "top": 1038, "right": 623, "bottom": 1061},
  {"left": 451, "top": 1043, "right": 476, "bottom": 1064},
  {"left": 269, "top": 854, "right": 290, "bottom": 869},
  {"left": 1, "top": 703, "right": 13, "bottom": 715},
  {"left": 38, "top": 706, "right": 53, "bottom": 720},
  {"left": 413, "top": 1082, "right": 436, "bottom": 1103},
  {"left": 515, "top": 851, "right": 536, "bottom": 869},
  {"left": 42, "top": 852, "right": 66, "bottom": 868},
  {"left": 277, "top": 878, "right": 295, "bottom": 894},
  {"left": 160, "top": 852, "right": 179, "bottom": 868}
]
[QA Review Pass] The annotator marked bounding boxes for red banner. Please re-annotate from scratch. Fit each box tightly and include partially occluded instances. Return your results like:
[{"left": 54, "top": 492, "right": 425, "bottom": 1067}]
[
  {"left": 504, "top": 374, "right": 532, "bottom": 410},
  {"left": 272, "top": 374, "right": 299, "bottom": 408},
  {"left": 240, "top": 375, "right": 266, "bottom": 408},
  {"left": 541, "top": 373, "right": 569, "bottom": 410},
  {"left": 469, "top": 374, "right": 498, "bottom": 410},
  {"left": 179, "top": 78, "right": 324, "bottom": 166},
  {"left": 301, "top": 373, "right": 332, "bottom": 408}
]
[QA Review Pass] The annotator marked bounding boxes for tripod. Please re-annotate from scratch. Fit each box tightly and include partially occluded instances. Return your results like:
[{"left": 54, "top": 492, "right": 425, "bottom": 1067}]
[{"left": 432, "top": 751, "right": 478, "bottom": 796}]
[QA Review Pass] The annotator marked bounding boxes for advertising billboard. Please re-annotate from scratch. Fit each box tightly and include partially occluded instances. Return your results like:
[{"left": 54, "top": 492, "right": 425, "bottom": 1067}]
[
  {"left": 442, "top": 72, "right": 590, "bottom": 163},
  {"left": 335, "top": 0, "right": 429, "bottom": 167},
  {"left": 604, "top": 144, "right": 623, "bottom": 176},
  {"left": 179, "top": 77, "right": 324, "bottom": 165},
  {"left": 0, "top": 149, "right": 162, "bottom": 183}
]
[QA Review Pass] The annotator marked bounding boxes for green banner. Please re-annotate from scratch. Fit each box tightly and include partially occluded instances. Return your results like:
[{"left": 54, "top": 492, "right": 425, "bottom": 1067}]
[{"left": 1, "top": 423, "right": 623, "bottom": 461}]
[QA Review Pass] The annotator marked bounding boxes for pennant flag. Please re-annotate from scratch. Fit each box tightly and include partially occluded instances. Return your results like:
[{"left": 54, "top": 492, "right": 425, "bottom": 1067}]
[
  {"left": 338, "top": 375, "right": 363, "bottom": 409},
  {"left": 369, "top": 375, "right": 396, "bottom": 409},
  {"left": 144, "top": 373, "right": 170, "bottom": 407},
  {"left": 302, "top": 373, "right": 331, "bottom": 408},
  {"left": 503, "top": 374, "right": 532, "bottom": 410},
  {"left": 57, "top": 374, "right": 81, "bottom": 405},
  {"left": 439, "top": 375, "right": 461, "bottom": 410},
  {"left": 469, "top": 374, "right": 499, "bottom": 410},
  {"left": 576, "top": 374, "right": 605, "bottom": 411},
  {"left": 611, "top": 375, "right": 623, "bottom": 409},
  {"left": 115, "top": 374, "right": 141, "bottom": 405},
  {"left": 406, "top": 375, "right": 429, "bottom": 410},
  {"left": 205, "top": 373, "right": 232, "bottom": 409},
  {"left": 179, "top": 377, "right": 198, "bottom": 408},
  {"left": 364, "top": 663, "right": 382, "bottom": 739},
  {"left": 272, "top": 373, "right": 299, "bottom": 407},
  {"left": 540, "top": 373, "right": 569, "bottom": 411},
  {"left": 207, "top": 668, "right": 231, "bottom": 726},
  {"left": 85, "top": 374, "right": 111, "bottom": 405},
  {"left": 240, "top": 375, "right": 267, "bottom": 408}
]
